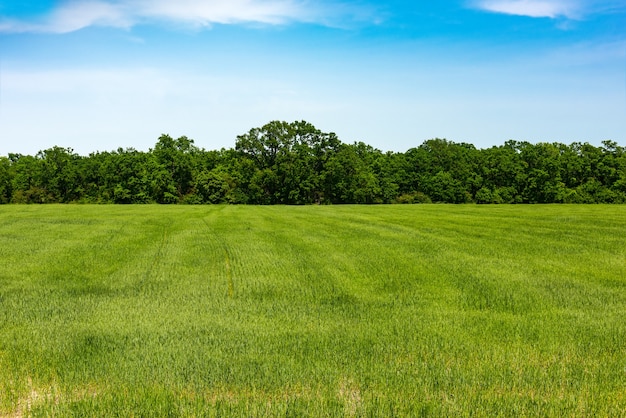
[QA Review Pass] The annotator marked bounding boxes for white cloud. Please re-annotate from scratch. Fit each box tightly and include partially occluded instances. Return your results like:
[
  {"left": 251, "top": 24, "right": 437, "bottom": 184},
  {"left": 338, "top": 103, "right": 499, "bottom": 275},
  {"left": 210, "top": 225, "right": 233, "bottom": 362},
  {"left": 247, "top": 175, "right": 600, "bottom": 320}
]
[
  {"left": 136, "top": 0, "right": 305, "bottom": 26},
  {"left": 474, "top": 0, "right": 581, "bottom": 19},
  {"left": 0, "top": 0, "right": 327, "bottom": 33},
  {"left": 1, "top": 1, "right": 130, "bottom": 33},
  {"left": 48, "top": 1, "right": 133, "bottom": 32}
]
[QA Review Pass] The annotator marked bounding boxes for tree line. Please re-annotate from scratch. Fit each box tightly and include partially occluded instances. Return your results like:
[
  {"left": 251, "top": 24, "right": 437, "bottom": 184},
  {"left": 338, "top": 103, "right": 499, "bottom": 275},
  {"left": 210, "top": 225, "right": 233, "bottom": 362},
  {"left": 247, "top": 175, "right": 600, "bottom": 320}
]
[{"left": 1, "top": 120, "right": 625, "bottom": 204}]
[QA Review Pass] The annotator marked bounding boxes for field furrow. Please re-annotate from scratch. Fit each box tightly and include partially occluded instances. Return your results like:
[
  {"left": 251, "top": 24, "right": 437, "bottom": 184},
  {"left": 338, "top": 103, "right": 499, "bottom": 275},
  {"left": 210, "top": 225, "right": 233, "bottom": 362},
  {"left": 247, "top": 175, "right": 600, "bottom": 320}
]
[{"left": 0, "top": 204, "right": 625, "bottom": 416}]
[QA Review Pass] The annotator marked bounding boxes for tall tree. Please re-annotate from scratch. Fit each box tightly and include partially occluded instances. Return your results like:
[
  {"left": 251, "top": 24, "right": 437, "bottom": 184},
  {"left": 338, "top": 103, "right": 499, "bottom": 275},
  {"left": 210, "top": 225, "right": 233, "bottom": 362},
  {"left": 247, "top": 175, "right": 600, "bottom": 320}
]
[
  {"left": 0, "top": 157, "right": 12, "bottom": 203},
  {"left": 235, "top": 120, "right": 341, "bottom": 204},
  {"left": 37, "top": 146, "right": 81, "bottom": 203},
  {"left": 8, "top": 154, "right": 47, "bottom": 203},
  {"left": 152, "top": 135, "right": 200, "bottom": 203}
]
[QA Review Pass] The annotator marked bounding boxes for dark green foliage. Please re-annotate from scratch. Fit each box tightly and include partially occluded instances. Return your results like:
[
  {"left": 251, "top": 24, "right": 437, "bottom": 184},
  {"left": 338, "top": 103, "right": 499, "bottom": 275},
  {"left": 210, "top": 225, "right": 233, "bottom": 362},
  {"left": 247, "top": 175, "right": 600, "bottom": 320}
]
[
  {"left": 0, "top": 157, "right": 12, "bottom": 203},
  {"left": 2, "top": 121, "right": 625, "bottom": 204}
]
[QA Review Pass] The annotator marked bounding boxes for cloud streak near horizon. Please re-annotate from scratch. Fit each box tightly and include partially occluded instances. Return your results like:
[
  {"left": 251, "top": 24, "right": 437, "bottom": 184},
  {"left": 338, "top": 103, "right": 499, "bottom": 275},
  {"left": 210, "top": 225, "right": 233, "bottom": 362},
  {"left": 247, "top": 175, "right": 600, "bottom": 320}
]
[
  {"left": 473, "top": 0, "right": 579, "bottom": 18},
  {"left": 2, "top": 0, "right": 623, "bottom": 33},
  {"left": 0, "top": 0, "right": 343, "bottom": 33},
  {"left": 471, "top": 0, "right": 626, "bottom": 19}
]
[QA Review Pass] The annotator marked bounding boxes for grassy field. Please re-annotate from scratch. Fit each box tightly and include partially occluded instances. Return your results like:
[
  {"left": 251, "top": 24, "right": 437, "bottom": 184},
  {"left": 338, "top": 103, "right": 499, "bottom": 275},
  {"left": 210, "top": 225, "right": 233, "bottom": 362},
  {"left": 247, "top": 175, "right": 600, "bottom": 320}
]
[{"left": 0, "top": 204, "right": 625, "bottom": 416}]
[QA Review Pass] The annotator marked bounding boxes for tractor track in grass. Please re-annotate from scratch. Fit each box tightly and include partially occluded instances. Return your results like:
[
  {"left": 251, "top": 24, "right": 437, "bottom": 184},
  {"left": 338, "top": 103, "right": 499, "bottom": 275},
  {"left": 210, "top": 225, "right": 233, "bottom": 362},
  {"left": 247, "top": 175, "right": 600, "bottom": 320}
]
[
  {"left": 139, "top": 223, "right": 170, "bottom": 290},
  {"left": 201, "top": 216, "right": 234, "bottom": 298}
]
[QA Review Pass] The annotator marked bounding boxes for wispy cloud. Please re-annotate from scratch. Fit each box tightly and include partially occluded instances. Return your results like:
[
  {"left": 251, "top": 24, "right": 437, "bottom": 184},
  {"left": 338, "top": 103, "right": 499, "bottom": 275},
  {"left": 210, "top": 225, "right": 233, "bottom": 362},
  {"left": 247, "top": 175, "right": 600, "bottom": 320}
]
[
  {"left": 0, "top": 0, "right": 355, "bottom": 34},
  {"left": 135, "top": 0, "right": 307, "bottom": 26},
  {"left": 1, "top": 1, "right": 131, "bottom": 33},
  {"left": 585, "top": 0, "right": 626, "bottom": 16},
  {"left": 472, "top": 0, "right": 581, "bottom": 19}
]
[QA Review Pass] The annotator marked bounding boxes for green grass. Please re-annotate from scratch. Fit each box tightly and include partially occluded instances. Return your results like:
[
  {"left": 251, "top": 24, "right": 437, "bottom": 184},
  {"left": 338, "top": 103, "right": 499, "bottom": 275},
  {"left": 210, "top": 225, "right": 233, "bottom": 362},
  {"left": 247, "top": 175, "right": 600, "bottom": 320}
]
[{"left": 1, "top": 204, "right": 625, "bottom": 416}]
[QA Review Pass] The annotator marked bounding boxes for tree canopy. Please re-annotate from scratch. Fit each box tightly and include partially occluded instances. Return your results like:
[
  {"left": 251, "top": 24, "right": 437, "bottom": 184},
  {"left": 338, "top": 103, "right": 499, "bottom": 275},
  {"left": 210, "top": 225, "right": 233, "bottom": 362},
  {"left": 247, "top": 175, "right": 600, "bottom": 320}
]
[{"left": 2, "top": 121, "right": 625, "bottom": 204}]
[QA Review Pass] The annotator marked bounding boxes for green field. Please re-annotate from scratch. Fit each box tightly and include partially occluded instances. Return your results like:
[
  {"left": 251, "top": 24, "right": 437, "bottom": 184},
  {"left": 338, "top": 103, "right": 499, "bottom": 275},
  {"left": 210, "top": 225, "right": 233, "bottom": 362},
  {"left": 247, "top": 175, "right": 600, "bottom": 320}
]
[{"left": 1, "top": 205, "right": 625, "bottom": 416}]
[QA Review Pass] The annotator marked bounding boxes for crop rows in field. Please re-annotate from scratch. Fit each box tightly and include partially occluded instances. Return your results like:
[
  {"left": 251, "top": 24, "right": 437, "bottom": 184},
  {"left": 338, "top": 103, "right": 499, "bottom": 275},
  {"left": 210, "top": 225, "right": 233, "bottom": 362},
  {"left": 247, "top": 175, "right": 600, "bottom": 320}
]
[{"left": 1, "top": 205, "right": 625, "bottom": 416}]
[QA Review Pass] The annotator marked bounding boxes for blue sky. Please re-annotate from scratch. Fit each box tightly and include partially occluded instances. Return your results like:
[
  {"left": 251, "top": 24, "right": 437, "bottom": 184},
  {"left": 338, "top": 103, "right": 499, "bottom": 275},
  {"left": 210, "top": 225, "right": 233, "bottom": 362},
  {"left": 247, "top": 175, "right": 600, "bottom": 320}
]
[{"left": 1, "top": 0, "right": 625, "bottom": 155}]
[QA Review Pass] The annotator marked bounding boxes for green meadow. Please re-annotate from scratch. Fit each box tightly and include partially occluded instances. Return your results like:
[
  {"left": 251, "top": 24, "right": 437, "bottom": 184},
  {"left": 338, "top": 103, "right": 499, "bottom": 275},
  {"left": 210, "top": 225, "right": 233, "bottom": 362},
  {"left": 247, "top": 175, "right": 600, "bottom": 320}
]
[{"left": 1, "top": 204, "right": 625, "bottom": 416}]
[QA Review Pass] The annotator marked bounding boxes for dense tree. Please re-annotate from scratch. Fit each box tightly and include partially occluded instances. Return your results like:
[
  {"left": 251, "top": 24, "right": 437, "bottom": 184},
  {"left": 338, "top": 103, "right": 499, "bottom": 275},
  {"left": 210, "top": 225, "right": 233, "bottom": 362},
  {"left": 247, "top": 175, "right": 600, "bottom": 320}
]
[
  {"left": 1, "top": 121, "right": 624, "bottom": 205},
  {"left": 404, "top": 139, "right": 479, "bottom": 203},
  {"left": 99, "top": 149, "right": 153, "bottom": 203},
  {"left": 0, "top": 157, "right": 12, "bottom": 203},
  {"left": 235, "top": 121, "right": 342, "bottom": 204},
  {"left": 475, "top": 142, "right": 525, "bottom": 203},
  {"left": 8, "top": 153, "right": 47, "bottom": 203},
  {"left": 194, "top": 168, "right": 235, "bottom": 204},
  {"left": 152, "top": 135, "right": 200, "bottom": 203},
  {"left": 37, "top": 147, "right": 84, "bottom": 203}
]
